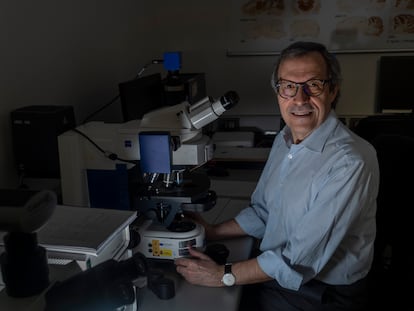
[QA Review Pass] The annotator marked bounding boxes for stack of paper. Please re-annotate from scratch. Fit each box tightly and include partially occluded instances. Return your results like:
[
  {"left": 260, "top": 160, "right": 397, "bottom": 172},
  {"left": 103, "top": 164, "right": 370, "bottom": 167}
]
[{"left": 0, "top": 205, "right": 137, "bottom": 271}]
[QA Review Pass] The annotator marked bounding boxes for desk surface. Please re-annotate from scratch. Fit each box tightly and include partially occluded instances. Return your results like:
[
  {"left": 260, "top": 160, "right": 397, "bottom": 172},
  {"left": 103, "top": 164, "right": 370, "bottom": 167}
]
[
  {"left": 0, "top": 198, "right": 253, "bottom": 311},
  {"left": 0, "top": 237, "right": 253, "bottom": 311}
]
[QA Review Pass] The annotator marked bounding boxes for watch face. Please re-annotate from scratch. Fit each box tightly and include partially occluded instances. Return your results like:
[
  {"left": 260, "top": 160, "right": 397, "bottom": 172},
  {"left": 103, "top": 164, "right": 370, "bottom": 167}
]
[{"left": 222, "top": 273, "right": 236, "bottom": 286}]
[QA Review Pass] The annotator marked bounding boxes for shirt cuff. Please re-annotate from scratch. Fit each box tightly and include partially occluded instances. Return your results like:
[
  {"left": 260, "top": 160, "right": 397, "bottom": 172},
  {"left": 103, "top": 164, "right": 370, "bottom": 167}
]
[{"left": 257, "top": 250, "right": 303, "bottom": 290}]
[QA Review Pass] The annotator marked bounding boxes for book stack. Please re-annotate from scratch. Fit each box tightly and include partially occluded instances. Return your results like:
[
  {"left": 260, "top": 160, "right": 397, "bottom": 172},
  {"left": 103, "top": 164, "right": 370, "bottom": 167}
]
[{"left": 1, "top": 205, "right": 137, "bottom": 277}]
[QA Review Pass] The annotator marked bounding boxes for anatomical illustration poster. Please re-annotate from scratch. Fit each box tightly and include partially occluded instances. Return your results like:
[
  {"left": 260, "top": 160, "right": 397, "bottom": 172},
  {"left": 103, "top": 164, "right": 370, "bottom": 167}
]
[{"left": 228, "top": 0, "right": 414, "bottom": 54}]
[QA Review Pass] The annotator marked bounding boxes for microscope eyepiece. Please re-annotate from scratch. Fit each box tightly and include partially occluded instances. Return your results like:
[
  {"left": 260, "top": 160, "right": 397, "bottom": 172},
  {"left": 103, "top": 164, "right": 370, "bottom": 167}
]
[{"left": 220, "top": 91, "right": 239, "bottom": 111}]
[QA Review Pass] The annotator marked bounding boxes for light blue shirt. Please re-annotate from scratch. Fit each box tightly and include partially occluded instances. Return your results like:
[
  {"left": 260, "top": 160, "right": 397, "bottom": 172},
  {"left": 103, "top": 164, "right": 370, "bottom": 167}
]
[{"left": 235, "top": 111, "right": 379, "bottom": 290}]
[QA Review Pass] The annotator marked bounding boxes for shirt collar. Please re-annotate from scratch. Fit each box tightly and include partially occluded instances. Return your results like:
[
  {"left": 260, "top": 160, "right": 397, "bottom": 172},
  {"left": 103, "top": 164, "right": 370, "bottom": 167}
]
[{"left": 282, "top": 110, "right": 339, "bottom": 153}]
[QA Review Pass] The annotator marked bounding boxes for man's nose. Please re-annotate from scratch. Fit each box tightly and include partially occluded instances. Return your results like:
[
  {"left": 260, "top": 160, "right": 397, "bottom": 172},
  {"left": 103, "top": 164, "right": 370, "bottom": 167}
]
[{"left": 295, "top": 84, "right": 311, "bottom": 100}]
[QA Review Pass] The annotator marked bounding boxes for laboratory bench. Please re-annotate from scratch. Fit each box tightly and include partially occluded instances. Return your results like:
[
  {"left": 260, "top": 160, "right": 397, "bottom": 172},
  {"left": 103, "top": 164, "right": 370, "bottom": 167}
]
[
  {"left": 0, "top": 197, "right": 255, "bottom": 311},
  {"left": 0, "top": 237, "right": 254, "bottom": 311},
  {"left": 0, "top": 146, "right": 266, "bottom": 310}
]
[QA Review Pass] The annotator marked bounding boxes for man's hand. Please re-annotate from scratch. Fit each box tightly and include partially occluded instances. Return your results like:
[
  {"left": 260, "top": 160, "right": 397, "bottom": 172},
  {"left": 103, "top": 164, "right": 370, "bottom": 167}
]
[{"left": 175, "top": 247, "right": 224, "bottom": 287}]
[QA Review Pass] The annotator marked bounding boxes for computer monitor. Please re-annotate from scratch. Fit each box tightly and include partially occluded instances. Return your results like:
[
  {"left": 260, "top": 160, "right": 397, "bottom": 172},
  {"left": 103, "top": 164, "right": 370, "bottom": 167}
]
[
  {"left": 119, "top": 73, "right": 164, "bottom": 122},
  {"left": 376, "top": 56, "right": 414, "bottom": 113}
]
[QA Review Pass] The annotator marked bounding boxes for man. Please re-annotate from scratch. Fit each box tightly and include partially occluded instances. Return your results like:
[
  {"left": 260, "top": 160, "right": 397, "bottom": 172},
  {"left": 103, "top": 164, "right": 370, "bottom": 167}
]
[{"left": 175, "top": 41, "right": 379, "bottom": 310}]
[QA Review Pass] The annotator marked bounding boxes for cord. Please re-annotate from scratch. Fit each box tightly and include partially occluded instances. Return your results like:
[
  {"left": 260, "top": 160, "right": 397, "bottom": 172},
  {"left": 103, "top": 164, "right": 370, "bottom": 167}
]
[
  {"left": 71, "top": 128, "right": 137, "bottom": 165},
  {"left": 82, "top": 94, "right": 120, "bottom": 124},
  {"left": 81, "top": 59, "right": 164, "bottom": 125},
  {"left": 137, "top": 59, "right": 163, "bottom": 77}
]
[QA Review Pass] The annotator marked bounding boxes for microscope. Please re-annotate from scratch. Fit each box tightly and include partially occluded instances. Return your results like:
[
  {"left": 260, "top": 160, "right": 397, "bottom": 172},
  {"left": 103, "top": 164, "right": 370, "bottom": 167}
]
[{"left": 57, "top": 90, "right": 239, "bottom": 261}]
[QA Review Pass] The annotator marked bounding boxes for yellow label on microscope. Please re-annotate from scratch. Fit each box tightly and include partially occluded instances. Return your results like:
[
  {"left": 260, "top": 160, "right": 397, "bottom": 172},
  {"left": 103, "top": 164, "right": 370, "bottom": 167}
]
[
  {"left": 160, "top": 249, "right": 173, "bottom": 257},
  {"left": 152, "top": 240, "right": 160, "bottom": 256}
]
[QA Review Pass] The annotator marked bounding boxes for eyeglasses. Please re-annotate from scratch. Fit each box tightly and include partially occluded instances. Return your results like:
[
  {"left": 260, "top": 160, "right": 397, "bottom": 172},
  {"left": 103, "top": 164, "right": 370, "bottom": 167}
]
[{"left": 273, "top": 79, "right": 330, "bottom": 99}]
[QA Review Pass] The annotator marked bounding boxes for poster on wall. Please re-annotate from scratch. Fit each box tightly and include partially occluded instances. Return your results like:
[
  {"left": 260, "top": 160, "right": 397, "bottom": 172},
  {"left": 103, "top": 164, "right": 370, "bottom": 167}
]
[{"left": 228, "top": 0, "right": 414, "bottom": 55}]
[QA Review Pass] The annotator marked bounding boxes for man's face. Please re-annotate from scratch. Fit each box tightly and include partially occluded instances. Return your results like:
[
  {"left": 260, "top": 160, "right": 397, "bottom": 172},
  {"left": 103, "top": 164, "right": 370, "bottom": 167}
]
[{"left": 276, "top": 51, "right": 338, "bottom": 143}]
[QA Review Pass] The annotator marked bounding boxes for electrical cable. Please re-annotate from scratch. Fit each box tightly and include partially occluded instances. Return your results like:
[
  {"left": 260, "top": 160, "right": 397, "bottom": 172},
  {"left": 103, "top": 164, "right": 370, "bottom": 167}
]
[
  {"left": 71, "top": 128, "right": 137, "bottom": 165},
  {"left": 82, "top": 94, "right": 120, "bottom": 124},
  {"left": 81, "top": 59, "right": 164, "bottom": 125}
]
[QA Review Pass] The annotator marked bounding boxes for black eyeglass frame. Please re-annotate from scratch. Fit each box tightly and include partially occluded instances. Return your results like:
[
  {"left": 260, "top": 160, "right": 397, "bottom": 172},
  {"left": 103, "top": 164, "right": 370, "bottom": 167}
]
[{"left": 272, "top": 78, "right": 331, "bottom": 99}]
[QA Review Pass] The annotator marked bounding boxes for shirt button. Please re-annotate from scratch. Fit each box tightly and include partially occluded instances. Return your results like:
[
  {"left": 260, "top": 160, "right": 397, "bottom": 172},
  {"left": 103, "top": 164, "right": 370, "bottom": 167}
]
[{"left": 288, "top": 154, "right": 293, "bottom": 159}]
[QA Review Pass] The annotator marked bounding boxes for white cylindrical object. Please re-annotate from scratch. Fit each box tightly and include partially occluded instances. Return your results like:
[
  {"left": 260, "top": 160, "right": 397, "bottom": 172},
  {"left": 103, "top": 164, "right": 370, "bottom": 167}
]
[{"left": 190, "top": 98, "right": 226, "bottom": 130}]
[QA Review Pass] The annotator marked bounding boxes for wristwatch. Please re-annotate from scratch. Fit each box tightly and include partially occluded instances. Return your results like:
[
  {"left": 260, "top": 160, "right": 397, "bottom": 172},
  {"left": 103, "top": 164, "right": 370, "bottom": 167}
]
[{"left": 221, "top": 263, "right": 236, "bottom": 286}]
